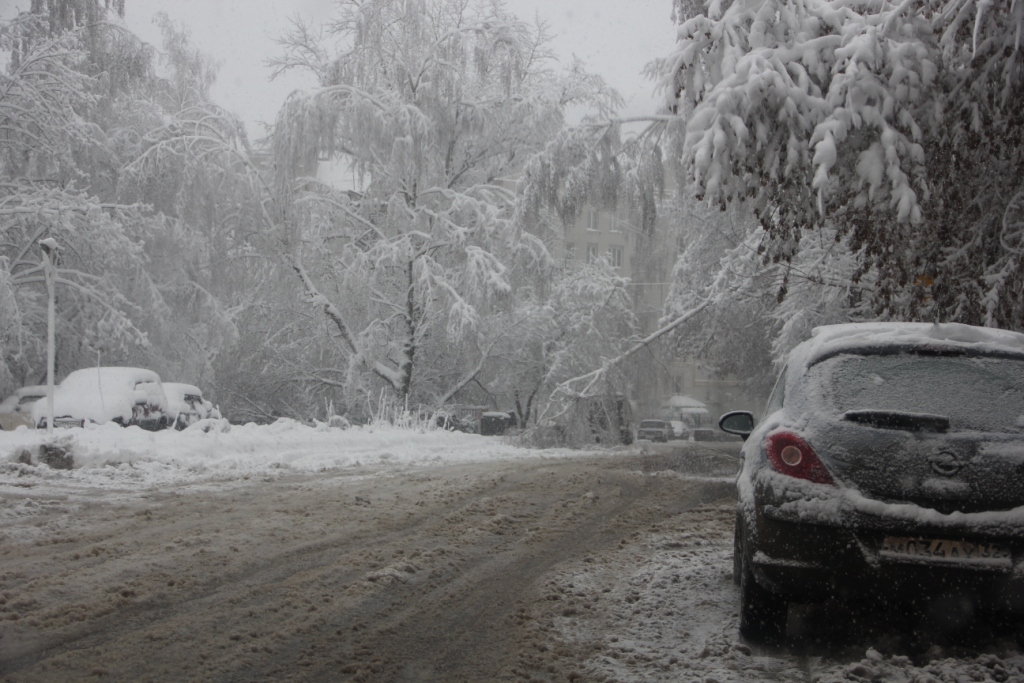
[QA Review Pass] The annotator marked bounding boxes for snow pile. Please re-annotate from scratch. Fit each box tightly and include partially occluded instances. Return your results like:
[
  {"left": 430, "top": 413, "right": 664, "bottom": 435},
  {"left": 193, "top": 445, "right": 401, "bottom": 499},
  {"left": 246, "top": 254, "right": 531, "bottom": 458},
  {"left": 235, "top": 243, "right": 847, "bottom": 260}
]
[{"left": 0, "top": 420, "right": 585, "bottom": 495}]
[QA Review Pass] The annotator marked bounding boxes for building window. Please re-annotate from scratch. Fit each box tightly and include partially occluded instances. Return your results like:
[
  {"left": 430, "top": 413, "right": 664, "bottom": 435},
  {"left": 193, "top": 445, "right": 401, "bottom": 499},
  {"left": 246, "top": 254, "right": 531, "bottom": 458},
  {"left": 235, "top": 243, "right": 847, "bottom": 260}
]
[
  {"left": 564, "top": 242, "right": 575, "bottom": 261},
  {"left": 609, "top": 215, "right": 622, "bottom": 232},
  {"left": 608, "top": 246, "right": 623, "bottom": 268},
  {"left": 587, "top": 209, "right": 600, "bottom": 232},
  {"left": 586, "top": 242, "right": 599, "bottom": 264}
]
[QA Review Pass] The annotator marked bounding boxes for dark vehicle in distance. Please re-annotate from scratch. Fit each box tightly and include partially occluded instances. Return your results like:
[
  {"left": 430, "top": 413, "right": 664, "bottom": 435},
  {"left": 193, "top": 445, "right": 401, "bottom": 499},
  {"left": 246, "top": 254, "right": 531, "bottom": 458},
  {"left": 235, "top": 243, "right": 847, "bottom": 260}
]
[
  {"left": 720, "top": 322, "right": 1024, "bottom": 643},
  {"left": 637, "top": 419, "right": 672, "bottom": 442},
  {"left": 691, "top": 427, "right": 719, "bottom": 442}
]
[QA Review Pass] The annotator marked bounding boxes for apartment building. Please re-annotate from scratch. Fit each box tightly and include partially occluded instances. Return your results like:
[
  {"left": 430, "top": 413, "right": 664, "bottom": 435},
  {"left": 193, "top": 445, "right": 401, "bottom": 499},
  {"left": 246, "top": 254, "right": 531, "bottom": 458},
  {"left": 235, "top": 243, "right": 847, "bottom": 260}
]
[{"left": 555, "top": 201, "right": 754, "bottom": 422}]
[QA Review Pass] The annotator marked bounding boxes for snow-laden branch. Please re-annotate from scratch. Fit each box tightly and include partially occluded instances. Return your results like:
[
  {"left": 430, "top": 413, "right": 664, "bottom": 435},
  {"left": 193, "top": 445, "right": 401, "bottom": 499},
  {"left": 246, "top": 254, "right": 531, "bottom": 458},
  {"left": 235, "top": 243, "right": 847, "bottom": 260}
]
[{"left": 541, "top": 298, "right": 713, "bottom": 423}]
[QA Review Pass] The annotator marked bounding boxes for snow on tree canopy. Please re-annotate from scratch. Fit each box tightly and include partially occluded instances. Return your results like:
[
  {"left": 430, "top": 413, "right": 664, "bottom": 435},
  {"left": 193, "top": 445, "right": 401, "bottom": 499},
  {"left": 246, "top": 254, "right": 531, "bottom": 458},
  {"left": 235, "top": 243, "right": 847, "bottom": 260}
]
[
  {"left": 266, "top": 0, "right": 612, "bottom": 405},
  {"left": 652, "top": 0, "right": 1024, "bottom": 360}
]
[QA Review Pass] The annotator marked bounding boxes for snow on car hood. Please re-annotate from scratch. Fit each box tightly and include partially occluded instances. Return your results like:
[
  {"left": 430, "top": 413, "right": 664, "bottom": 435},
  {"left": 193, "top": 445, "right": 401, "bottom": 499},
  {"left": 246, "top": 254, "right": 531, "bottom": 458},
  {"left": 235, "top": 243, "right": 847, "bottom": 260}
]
[
  {"left": 0, "top": 386, "right": 47, "bottom": 414},
  {"left": 163, "top": 382, "right": 206, "bottom": 417}
]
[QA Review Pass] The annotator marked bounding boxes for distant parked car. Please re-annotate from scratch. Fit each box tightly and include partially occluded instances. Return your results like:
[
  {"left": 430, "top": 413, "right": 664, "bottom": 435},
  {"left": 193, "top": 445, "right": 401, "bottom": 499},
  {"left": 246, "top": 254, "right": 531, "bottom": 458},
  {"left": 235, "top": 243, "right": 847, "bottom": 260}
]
[
  {"left": 163, "top": 383, "right": 220, "bottom": 430},
  {"left": 32, "top": 367, "right": 169, "bottom": 430},
  {"left": 480, "top": 411, "right": 513, "bottom": 436},
  {"left": 720, "top": 322, "right": 1024, "bottom": 643},
  {"left": 0, "top": 385, "right": 47, "bottom": 430},
  {"left": 637, "top": 419, "right": 672, "bottom": 442},
  {"left": 692, "top": 427, "right": 718, "bottom": 441}
]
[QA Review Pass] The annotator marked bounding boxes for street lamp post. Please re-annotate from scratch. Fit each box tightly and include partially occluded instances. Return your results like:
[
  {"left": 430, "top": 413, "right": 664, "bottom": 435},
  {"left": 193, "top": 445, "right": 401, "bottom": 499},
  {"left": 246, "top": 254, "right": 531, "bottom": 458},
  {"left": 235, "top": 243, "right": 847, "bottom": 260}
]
[{"left": 40, "top": 238, "right": 58, "bottom": 437}]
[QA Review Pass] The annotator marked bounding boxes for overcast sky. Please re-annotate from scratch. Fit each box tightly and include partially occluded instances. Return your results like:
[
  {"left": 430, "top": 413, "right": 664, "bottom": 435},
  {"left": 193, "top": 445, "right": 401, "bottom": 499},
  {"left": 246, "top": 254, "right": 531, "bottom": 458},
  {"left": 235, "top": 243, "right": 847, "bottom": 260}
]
[{"left": 105, "top": 0, "right": 679, "bottom": 138}]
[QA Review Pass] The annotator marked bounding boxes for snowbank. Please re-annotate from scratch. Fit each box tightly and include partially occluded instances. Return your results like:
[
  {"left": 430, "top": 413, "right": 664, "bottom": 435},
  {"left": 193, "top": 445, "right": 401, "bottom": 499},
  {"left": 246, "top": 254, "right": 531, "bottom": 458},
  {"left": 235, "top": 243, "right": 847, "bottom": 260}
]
[{"left": 0, "top": 420, "right": 592, "bottom": 496}]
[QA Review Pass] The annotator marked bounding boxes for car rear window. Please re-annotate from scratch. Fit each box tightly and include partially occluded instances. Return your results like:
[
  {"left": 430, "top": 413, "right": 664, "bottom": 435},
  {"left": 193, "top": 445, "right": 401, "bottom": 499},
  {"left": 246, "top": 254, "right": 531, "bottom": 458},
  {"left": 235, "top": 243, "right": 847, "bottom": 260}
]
[{"left": 810, "top": 352, "right": 1024, "bottom": 433}]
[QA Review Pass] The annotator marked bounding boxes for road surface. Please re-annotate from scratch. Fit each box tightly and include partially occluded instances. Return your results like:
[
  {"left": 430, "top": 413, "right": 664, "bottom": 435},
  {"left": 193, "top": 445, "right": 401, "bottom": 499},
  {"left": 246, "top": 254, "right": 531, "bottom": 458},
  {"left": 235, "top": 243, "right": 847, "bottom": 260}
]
[{"left": 1, "top": 441, "right": 1022, "bottom": 682}]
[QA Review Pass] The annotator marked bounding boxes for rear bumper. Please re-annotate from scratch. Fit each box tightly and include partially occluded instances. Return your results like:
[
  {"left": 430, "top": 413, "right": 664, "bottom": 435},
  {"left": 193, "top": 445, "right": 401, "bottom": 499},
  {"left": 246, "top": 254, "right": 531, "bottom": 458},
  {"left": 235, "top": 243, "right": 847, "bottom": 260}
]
[{"left": 751, "top": 513, "right": 1024, "bottom": 611}]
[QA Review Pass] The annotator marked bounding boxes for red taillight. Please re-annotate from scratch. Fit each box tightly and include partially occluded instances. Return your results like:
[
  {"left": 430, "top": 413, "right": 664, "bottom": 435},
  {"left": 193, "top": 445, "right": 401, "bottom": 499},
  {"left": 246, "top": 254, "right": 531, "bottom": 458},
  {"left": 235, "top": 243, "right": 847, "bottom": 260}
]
[{"left": 765, "top": 432, "right": 835, "bottom": 485}]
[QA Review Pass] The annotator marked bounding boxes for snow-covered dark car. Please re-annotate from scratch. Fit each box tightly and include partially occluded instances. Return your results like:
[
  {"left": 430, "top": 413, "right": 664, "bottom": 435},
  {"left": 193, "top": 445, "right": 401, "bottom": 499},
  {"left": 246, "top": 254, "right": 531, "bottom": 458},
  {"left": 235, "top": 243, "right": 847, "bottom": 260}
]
[
  {"left": 719, "top": 322, "right": 1024, "bottom": 643},
  {"left": 32, "top": 367, "right": 170, "bottom": 431},
  {"left": 637, "top": 419, "right": 672, "bottom": 442}
]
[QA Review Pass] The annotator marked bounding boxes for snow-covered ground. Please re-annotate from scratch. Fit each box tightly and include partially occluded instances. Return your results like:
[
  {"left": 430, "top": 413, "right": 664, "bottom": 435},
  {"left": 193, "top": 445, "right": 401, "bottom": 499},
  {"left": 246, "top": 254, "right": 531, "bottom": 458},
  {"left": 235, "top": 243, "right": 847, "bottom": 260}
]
[
  {"left": 534, "top": 501, "right": 1024, "bottom": 682},
  {"left": 0, "top": 420, "right": 580, "bottom": 499},
  {"left": 3, "top": 426, "right": 1024, "bottom": 682}
]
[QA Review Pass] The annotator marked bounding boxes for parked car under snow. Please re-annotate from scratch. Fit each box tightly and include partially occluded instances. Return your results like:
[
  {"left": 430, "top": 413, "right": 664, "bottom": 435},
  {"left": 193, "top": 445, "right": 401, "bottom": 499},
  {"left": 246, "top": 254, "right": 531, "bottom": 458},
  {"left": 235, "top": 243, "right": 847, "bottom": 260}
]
[
  {"left": 719, "top": 322, "right": 1024, "bottom": 643},
  {"left": 636, "top": 419, "right": 672, "bottom": 442},
  {"left": 163, "top": 382, "right": 220, "bottom": 430},
  {"left": 32, "top": 367, "right": 170, "bottom": 431},
  {"left": 0, "top": 385, "right": 47, "bottom": 430}
]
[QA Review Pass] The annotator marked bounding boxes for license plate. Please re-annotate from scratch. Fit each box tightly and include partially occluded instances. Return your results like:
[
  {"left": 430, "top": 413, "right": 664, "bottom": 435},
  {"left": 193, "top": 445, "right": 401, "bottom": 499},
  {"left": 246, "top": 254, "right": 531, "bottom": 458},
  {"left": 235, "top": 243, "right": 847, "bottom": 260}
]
[
  {"left": 880, "top": 536, "right": 1012, "bottom": 569},
  {"left": 54, "top": 417, "right": 85, "bottom": 428}
]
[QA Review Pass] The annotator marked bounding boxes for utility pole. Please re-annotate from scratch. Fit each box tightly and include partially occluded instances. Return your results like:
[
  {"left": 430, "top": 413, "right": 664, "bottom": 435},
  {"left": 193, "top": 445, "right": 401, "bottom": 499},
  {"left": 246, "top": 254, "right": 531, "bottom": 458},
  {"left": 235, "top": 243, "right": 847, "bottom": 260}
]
[{"left": 40, "top": 238, "right": 58, "bottom": 437}]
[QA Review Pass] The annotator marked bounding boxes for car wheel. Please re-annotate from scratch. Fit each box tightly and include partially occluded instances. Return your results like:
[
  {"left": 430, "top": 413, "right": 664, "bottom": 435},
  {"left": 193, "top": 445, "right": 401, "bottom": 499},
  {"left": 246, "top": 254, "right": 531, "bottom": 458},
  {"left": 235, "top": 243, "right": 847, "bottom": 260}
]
[{"left": 738, "top": 529, "right": 788, "bottom": 644}]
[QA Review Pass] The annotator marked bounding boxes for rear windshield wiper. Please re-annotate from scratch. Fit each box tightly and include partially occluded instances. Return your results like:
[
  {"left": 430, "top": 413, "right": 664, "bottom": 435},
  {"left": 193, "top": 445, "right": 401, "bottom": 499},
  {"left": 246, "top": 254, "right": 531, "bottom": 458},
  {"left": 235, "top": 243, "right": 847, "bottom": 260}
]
[{"left": 842, "top": 410, "right": 950, "bottom": 432}]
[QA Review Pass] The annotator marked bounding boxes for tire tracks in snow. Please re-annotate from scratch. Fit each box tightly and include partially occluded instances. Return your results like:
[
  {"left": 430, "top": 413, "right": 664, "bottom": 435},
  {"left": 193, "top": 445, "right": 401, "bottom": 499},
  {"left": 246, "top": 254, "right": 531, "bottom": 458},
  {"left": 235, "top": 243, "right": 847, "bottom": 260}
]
[{"left": 0, "top": 455, "right": 729, "bottom": 682}]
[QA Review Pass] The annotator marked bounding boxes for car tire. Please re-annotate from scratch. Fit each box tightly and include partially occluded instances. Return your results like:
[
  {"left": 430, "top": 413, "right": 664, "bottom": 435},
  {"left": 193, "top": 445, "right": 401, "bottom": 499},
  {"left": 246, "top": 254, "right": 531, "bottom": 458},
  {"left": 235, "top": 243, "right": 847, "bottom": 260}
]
[{"left": 738, "top": 530, "right": 787, "bottom": 644}]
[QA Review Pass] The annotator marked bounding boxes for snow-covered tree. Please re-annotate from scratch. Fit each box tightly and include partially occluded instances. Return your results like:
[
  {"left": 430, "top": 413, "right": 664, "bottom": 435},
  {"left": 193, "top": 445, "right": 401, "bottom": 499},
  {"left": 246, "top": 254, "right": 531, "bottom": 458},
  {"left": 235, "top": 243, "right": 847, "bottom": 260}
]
[
  {"left": 268, "top": 0, "right": 610, "bottom": 406},
  {"left": 655, "top": 0, "right": 1024, "bottom": 328},
  {"left": 481, "top": 260, "right": 639, "bottom": 426},
  {"left": 0, "top": 6, "right": 154, "bottom": 393},
  {"left": 114, "top": 14, "right": 261, "bottom": 395}
]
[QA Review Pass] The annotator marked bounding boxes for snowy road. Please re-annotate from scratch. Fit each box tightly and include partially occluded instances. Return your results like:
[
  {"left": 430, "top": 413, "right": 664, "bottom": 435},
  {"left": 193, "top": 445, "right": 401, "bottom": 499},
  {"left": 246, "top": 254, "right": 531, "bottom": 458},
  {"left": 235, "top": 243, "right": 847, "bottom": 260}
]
[{"left": 1, "top": 439, "right": 1023, "bottom": 682}]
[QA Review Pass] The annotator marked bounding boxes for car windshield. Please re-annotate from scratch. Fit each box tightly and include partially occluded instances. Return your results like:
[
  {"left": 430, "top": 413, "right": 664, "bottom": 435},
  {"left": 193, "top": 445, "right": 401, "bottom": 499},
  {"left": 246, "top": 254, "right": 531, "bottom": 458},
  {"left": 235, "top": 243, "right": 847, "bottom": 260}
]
[
  {"left": 810, "top": 351, "right": 1024, "bottom": 433},
  {"left": 640, "top": 420, "right": 666, "bottom": 428}
]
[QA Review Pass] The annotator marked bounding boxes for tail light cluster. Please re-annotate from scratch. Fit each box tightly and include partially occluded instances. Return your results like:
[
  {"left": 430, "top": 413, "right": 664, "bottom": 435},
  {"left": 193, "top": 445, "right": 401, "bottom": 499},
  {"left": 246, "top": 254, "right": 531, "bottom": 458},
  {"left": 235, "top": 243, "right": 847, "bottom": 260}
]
[{"left": 765, "top": 432, "right": 835, "bottom": 485}]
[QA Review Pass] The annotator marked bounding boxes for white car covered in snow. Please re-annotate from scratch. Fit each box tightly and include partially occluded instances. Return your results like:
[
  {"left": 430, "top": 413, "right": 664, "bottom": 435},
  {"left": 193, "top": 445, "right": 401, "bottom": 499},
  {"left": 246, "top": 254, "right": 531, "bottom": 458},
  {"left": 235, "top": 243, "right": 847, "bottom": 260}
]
[
  {"left": 32, "top": 367, "right": 170, "bottom": 431},
  {"left": 0, "top": 385, "right": 47, "bottom": 430},
  {"left": 163, "top": 383, "right": 220, "bottom": 430}
]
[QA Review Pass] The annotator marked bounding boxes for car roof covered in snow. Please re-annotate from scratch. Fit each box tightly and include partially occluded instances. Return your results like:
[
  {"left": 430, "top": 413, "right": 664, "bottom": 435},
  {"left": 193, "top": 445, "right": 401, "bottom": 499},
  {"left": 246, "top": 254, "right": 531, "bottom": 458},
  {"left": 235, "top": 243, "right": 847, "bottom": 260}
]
[
  {"left": 790, "top": 322, "right": 1024, "bottom": 373},
  {"left": 31, "top": 367, "right": 166, "bottom": 424}
]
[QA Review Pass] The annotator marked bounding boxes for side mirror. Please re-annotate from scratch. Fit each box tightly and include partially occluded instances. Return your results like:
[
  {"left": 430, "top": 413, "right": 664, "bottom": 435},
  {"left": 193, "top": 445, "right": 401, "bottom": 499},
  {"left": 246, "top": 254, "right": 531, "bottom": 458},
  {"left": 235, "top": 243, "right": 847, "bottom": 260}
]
[{"left": 719, "top": 411, "right": 755, "bottom": 440}]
